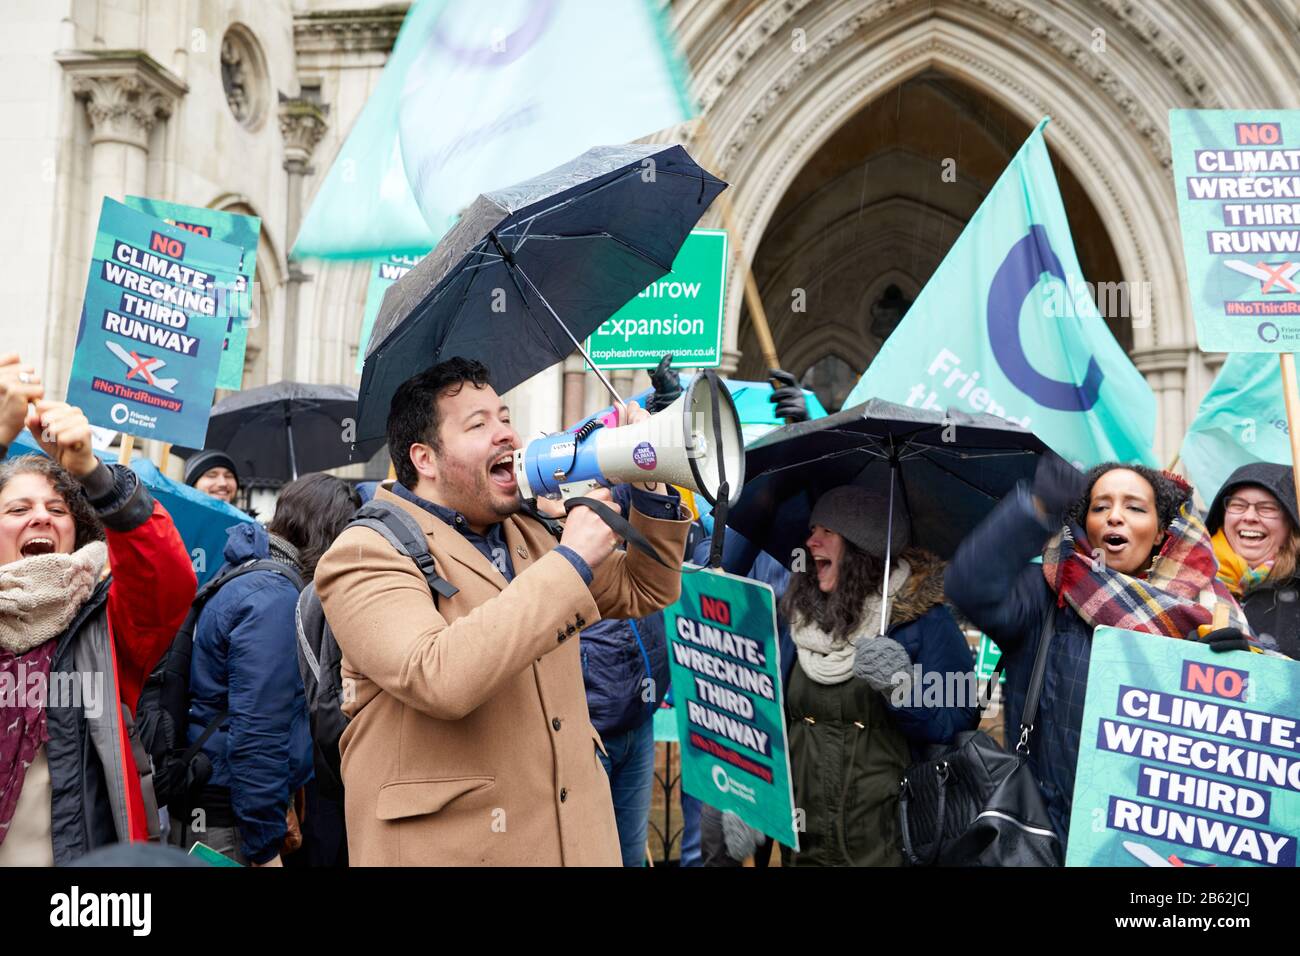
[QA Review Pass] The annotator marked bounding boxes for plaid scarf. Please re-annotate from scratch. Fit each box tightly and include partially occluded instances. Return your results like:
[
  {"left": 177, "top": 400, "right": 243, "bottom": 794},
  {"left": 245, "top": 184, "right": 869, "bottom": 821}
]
[{"left": 1041, "top": 504, "right": 1250, "bottom": 639}]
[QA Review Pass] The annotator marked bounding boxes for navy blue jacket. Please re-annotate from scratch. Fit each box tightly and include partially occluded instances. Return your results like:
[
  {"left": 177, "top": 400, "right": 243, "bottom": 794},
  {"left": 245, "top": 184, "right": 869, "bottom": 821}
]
[
  {"left": 945, "top": 483, "right": 1094, "bottom": 846},
  {"left": 581, "top": 484, "right": 674, "bottom": 738},
  {"left": 880, "top": 600, "right": 982, "bottom": 747},
  {"left": 187, "top": 522, "right": 314, "bottom": 863},
  {"left": 581, "top": 613, "right": 670, "bottom": 738}
]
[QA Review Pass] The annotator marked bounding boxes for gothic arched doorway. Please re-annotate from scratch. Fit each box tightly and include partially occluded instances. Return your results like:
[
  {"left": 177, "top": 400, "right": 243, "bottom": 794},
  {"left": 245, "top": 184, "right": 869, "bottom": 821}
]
[{"left": 736, "top": 70, "right": 1127, "bottom": 413}]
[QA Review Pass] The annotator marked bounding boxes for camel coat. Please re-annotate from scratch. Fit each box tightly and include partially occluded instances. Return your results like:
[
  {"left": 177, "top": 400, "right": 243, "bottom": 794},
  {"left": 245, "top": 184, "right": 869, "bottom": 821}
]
[{"left": 314, "top": 485, "right": 689, "bottom": 866}]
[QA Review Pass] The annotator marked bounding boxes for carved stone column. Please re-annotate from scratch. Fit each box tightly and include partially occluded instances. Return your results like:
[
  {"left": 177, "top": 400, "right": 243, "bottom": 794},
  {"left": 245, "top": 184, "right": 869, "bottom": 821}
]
[
  {"left": 279, "top": 96, "right": 329, "bottom": 379},
  {"left": 562, "top": 353, "right": 588, "bottom": 426},
  {"left": 53, "top": 53, "right": 186, "bottom": 401},
  {"left": 1131, "top": 345, "right": 1192, "bottom": 466},
  {"left": 58, "top": 52, "right": 187, "bottom": 239}
]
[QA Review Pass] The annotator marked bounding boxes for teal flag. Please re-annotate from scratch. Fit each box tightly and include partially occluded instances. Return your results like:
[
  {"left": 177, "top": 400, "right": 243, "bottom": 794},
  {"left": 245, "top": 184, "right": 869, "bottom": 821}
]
[
  {"left": 663, "top": 567, "right": 798, "bottom": 849},
  {"left": 294, "top": 0, "right": 693, "bottom": 260},
  {"left": 1067, "top": 627, "right": 1300, "bottom": 867},
  {"left": 843, "top": 119, "right": 1157, "bottom": 468},
  {"left": 1180, "top": 351, "right": 1291, "bottom": 502}
]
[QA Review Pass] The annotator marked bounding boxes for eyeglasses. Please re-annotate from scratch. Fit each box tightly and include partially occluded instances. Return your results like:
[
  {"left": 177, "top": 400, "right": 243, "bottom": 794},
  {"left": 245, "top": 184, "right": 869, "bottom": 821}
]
[{"left": 1224, "top": 497, "right": 1282, "bottom": 519}]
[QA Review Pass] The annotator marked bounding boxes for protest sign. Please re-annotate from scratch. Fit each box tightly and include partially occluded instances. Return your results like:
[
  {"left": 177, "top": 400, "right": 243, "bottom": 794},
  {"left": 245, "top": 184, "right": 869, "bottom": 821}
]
[
  {"left": 125, "top": 197, "right": 260, "bottom": 390},
  {"left": 1066, "top": 626, "right": 1300, "bottom": 867},
  {"left": 585, "top": 229, "right": 726, "bottom": 370},
  {"left": 1170, "top": 110, "right": 1300, "bottom": 353},
  {"left": 66, "top": 198, "right": 243, "bottom": 448},
  {"left": 356, "top": 254, "right": 425, "bottom": 373},
  {"left": 663, "top": 566, "right": 797, "bottom": 848}
]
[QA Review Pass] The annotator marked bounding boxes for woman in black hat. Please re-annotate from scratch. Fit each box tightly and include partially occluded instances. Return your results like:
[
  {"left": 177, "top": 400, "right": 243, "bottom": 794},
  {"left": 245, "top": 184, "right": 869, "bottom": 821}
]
[
  {"left": 1206, "top": 462, "right": 1300, "bottom": 659},
  {"left": 776, "top": 485, "right": 978, "bottom": 866},
  {"left": 185, "top": 450, "right": 240, "bottom": 506}
]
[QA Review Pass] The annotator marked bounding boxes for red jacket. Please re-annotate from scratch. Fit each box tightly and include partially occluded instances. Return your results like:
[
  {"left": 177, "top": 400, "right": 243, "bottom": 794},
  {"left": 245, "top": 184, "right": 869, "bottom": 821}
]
[{"left": 106, "top": 497, "right": 196, "bottom": 841}]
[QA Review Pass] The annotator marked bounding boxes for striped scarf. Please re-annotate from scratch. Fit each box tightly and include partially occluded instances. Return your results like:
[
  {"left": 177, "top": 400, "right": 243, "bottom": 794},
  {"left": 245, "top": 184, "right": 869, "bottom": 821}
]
[
  {"left": 1211, "top": 529, "right": 1274, "bottom": 598},
  {"left": 1041, "top": 504, "right": 1251, "bottom": 640}
]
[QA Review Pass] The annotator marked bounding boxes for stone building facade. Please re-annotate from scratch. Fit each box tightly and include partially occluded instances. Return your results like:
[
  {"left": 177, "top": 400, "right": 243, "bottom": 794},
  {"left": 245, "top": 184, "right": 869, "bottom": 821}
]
[{"left": 5, "top": 0, "right": 1299, "bottom": 479}]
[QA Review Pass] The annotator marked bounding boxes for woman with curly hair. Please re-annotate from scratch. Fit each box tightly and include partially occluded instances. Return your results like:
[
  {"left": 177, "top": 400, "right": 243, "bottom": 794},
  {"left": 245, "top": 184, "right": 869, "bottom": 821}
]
[
  {"left": 776, "top": 485, "right": 979, "bottom": 867},
  {"left": 945, "top": 455, "right": 1253, "bottom": 850},
  {"left": 0, "top": 355, "right": 195, "bottom": 865}
]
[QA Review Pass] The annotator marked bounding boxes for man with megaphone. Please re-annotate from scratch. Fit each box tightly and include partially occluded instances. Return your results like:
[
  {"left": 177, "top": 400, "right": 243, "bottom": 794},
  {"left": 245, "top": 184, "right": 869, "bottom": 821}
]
[{"left": 314, "top": 357, "right": 692, "bottom": 866}]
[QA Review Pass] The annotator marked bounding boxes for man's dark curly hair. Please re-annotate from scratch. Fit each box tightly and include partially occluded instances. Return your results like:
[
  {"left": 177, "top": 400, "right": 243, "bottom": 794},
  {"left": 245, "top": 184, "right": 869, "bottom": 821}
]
[
  {"left": 1066, "top": 462, "right": 1193, "bottom": 534},
  {"left": 0, "top": 454, "right": 104, "bottom": 551},
  {"left": 386, "top": 357, "right": 492, "bottom": 488},
  {"left": 780, "top": 541, "right": 885, "bottom": 641}
]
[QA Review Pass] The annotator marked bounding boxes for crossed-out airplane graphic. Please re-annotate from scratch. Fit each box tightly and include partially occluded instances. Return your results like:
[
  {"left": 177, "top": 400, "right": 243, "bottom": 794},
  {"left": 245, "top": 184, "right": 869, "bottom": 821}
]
[
  {"left": 1225, "top": 259, "right": 1300, "bottom": 294},
  {"left": 106, "top": 340, "right": 179, "bottom": 393}
]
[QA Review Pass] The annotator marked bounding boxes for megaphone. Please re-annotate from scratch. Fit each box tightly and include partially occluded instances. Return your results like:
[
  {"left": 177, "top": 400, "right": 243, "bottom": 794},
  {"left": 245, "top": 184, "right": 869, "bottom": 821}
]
[{"left": 515, "top": 372, "right": 745, "bottom": 506}]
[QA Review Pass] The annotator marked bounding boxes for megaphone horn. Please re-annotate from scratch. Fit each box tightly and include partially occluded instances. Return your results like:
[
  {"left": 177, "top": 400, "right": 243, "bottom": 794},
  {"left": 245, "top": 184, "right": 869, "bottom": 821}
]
[{"left": 515, "top": 373, "right": 745, "bottom": 507}]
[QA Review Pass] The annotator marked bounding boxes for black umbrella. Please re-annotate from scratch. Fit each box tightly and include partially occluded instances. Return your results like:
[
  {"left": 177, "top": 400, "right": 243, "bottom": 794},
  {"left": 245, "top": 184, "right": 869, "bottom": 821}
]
[
  {"left": 727, "top": 398, "right": 1047, "bottom": 632},
  {"left": 355, "top": 143, "right": 727, "bottom": 442},
  {"left": 183, "top": 381, "right": 385, "bottom": 481}
]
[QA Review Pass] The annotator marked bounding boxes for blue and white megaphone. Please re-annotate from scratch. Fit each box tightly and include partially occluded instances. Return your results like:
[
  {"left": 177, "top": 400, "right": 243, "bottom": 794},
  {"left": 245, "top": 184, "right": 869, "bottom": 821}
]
[{"left": 514, "top": 372, "right": 746, "bottom": 506}]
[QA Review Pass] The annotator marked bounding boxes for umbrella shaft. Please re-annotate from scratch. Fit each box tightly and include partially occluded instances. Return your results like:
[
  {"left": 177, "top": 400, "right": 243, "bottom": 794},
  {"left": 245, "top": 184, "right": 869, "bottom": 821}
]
[{"left": 513, "top": 263, "right": 625, "bottom": 407}]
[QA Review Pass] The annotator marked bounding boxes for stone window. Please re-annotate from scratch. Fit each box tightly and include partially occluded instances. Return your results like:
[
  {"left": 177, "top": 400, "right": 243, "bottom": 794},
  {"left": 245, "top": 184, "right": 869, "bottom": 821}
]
[{"left": 220, "top": 24, "right": 268, "bottom": 130}]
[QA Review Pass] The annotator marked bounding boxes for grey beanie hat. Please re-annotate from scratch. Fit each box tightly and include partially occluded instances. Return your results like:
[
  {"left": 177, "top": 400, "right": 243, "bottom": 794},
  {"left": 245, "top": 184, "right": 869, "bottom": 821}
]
[{"left": 809, "top": 485, "right": 910, "bottom": 559}]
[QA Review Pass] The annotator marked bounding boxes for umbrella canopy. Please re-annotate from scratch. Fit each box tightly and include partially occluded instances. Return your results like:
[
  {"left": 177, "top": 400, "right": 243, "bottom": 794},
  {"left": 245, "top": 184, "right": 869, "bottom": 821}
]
[
  {"left": 356, "top": 142, "right": 727, "bottom": 442},
  {"left": 727, "top": 398, "right": 1047, "bottom": 569},
  {"left": 182, "top": 381, "right": 384, "bottom": 481},
  {"left": 5, "top": 431, "right": 254, "bottom": 585}
]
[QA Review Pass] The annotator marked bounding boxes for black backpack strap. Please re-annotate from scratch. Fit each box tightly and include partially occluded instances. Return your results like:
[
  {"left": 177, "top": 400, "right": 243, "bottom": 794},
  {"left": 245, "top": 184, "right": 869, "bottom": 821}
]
[
  {"left": 180, "top": 708, "right": 230, "bottom": 767},
  {"left": 350, "top": 501, "right": 459, "bottom": 600},
  {"left": 198, "top": 557, "right": 302, "bottom": 605},
  {"left": 1015, "top": 605, "right": 1057, "bottom": 756}
]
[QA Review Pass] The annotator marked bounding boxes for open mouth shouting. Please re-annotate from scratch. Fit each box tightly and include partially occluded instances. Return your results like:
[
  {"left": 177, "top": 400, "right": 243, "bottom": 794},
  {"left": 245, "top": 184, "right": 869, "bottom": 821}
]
[
  {"left": 1100, "top": 531, "right": 1130, "bottom": 556},
  {"left": 488, "top": 450, "right": 518, "bottom": 495},
  {"left": 812, "top": 554, "right": 836, "bottom": 591},
  {"left": 19, "top": 535, "right": 58, "bottom": 558}
]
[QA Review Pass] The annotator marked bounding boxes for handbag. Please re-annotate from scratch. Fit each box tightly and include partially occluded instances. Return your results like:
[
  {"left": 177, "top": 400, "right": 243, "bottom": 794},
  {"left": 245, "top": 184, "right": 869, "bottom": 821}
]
[{"left": 896, "top": 607, "right": 1063, "bottom": 866}]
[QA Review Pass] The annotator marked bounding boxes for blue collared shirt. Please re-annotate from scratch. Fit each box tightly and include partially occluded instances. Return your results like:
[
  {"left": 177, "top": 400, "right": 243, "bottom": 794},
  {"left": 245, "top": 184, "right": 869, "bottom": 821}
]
[{"left": 391, "top": 482, "right": 682, "bottom": 585}]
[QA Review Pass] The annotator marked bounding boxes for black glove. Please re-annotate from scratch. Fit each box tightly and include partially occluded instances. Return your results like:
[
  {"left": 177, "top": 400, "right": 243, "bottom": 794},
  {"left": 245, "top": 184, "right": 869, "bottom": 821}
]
[
  {"left": 646, "top": 354, "right": 681, "bottom": 413},
  {"left": 1201, "top": 627, "right": 1252, "bottom": 654},
  {"left": 1031, "top": 452, "right": 1088, "bottom": 522},
  {"left": 768, "top": 368, "right": 808, "bottom": 423}
]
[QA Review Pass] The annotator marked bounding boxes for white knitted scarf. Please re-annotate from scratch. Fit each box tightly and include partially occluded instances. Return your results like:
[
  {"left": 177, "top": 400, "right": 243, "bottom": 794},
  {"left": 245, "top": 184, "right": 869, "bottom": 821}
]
[
  {"left": 790, "top": 559, "right": 910, "bottom": 685},
  {"left": 0, "top": 541, "right": 108, "bottom": 654}
]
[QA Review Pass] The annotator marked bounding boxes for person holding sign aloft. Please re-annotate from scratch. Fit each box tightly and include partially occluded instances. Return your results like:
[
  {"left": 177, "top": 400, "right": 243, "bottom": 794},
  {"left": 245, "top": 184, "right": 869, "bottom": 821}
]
[
  {"left": 0, "top": 355, "right": 196, "bottom": 865},
  {"left": 945, "top": 454, "right": 1259, "bottom": 851}
]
